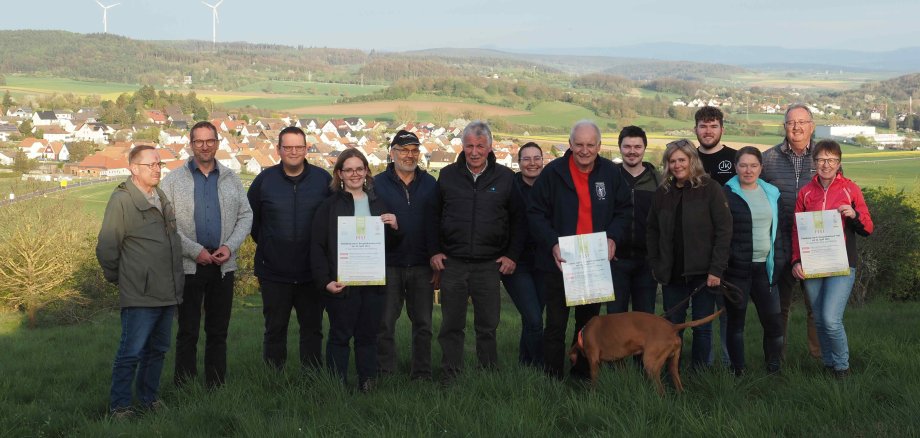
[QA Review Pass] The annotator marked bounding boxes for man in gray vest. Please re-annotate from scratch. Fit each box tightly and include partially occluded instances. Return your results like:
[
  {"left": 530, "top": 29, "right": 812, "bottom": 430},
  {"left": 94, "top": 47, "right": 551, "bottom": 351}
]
[{"left": 761, "top": 103, "right": 820, "bottom": 360}]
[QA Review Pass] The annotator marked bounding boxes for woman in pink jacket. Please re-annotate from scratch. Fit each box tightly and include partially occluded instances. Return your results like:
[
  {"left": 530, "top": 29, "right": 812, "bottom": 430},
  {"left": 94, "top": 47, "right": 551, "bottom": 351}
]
[{"left": 791, "top": 140, "right": 873, "bottom": 379}]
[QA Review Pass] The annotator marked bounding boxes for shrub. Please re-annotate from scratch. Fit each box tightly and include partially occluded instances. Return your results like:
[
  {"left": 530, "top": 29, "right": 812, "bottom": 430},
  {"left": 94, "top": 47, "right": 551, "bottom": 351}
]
[
  {"left": 853, "top": 183, "right": 920, "bottom": 303},
  {"left": 234, "top": 236, "right": 259, "bottom": 298},
  {"left": 0, "top": 199, "right": 96, "bottom": 327}
]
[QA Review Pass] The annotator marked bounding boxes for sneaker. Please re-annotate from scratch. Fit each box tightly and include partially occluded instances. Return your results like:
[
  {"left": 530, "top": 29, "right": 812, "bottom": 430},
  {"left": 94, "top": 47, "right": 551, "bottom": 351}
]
[
  {"left": 833, "top": 368, "right": 850, "bottom": 380},
  {"left": 144, "top": 400, "right": 167, "bottom": 412},
  {"left": 358, "top": 379, "right": 375, "bottom": 393},
  {"left": 109, "top": 407, "right": 135, "bottom": 420}
]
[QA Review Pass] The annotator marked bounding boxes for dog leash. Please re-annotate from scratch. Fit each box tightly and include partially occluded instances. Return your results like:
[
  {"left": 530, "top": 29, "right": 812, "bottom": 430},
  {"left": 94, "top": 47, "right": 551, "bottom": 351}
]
[{"left": 660, "top": 280, "right": 743, "bottom": 319}]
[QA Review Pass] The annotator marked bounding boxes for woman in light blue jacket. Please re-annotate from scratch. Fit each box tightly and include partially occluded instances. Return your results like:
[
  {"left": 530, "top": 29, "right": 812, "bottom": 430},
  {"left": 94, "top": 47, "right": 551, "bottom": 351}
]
[{"left": 722, "top": 147, "right": 786, "bottom": 376}]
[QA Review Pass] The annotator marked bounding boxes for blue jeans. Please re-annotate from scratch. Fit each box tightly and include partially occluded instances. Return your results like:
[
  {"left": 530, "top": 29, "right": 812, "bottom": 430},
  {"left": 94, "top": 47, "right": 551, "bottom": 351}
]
[
  {"left": 501, "top": 265, "right": 545, "bottom": 367},
  {"left": 607, "top": 258, "right": 657, "bottom": 314},
  {"left": 804, "top": 270, "right": 856, "bottom": 371},
  {"left": 110, "top": 306, "right": 175, "bottom": 411},
  {"left": 662, "top": 275, "right": 717, "bottom": 368}
]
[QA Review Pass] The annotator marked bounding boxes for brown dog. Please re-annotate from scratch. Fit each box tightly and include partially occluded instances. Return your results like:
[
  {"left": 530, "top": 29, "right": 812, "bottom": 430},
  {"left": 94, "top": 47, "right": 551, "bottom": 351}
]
[{"left": 568, "top": 309, "right": 724, "bottom": 395}]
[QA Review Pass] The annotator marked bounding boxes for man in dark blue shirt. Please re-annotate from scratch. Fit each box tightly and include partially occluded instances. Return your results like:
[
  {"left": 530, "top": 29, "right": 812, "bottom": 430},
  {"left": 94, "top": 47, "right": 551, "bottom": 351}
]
[{"left": 374, "top": 130, "right": 439, "bottom": 380}]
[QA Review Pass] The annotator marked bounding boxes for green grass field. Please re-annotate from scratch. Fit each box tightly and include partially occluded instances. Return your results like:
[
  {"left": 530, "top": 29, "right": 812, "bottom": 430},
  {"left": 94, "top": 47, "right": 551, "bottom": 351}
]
[
  {"left": 843, "top": 157, "right": 920, "bottom": 191},
  {"left": 42, "top": 181, "right": 120, "bottom": 217},
  {"left": 3, "top": 75, "right": 139, "bottom": 99},
  {"left": 1, "top": 294, "right": 917, "bottom": 436},
  {"left": 236, "top": 81, "right": 384, "bottom": 96}
]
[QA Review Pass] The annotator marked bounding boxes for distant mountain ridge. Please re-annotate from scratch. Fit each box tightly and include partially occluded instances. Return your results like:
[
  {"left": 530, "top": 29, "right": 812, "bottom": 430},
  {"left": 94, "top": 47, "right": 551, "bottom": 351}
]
[{"left": 510, "top": 43, "right": 920, "bottom": 73}]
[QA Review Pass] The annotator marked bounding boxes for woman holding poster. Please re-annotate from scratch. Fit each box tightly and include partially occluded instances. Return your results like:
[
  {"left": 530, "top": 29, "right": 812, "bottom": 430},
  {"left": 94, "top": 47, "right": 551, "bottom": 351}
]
[
  {"left": 791, "top": 140, "right": 873, "bottom": 379},
  {"left": 647, "top": 139, "right": 733, "bottom": 369},
  {"left": 311, "top": 148, "right": 400, "bottom": 392}
]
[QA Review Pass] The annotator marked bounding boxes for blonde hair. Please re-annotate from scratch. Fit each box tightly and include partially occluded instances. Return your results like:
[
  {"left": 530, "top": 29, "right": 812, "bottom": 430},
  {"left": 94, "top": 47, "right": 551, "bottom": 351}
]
[{"left": 661, "top": 139, "right": 709, "bottom": 191}]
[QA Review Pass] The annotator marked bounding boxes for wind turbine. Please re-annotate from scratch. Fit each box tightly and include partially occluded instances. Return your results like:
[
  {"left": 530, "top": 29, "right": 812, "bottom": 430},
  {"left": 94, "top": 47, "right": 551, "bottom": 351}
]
[
  {"left": 202, "top": 0, "right": 224, "bottom": 48},
  {"left": 96, "top": 1, "right": 120, "bottom": 34}
]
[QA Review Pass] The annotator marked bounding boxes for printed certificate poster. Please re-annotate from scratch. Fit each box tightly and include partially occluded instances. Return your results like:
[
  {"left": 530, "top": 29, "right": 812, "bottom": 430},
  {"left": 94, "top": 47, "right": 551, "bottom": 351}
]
[
  {"left": 559, "top": 232, "right": 615, "bottom": 306},
  {"left": 795, "top": 210, "right": 851, "bottom": 278},
  {"left": 337, "top": 216, "right": 386, "bottom": 286}
]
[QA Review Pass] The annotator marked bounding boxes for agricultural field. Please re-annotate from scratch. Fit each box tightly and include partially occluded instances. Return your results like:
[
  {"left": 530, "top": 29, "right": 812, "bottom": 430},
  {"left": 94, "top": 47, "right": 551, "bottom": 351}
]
[
  {"left": 42, "top": 181, "right": 120, "bottom": 218},
  {"left": 289, "top": 100, "right": 529, "bottom": 117},
  {"left": 725, "top": 72, "right": 891, "bottom": 91},
  {"left": 2, "top": 75, "right": 139, "bottom": 100}
]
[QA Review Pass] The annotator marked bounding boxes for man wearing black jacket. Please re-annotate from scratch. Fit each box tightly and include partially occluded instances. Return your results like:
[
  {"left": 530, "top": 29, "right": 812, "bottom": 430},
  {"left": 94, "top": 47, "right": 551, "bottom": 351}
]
[
  {"left": 607, "top": 126, "right": 660, "bottom": 315},
  {"left": 247, "top": 126, "right": 331, "bottom": 371},
  {"left": 529, "top": 120, "right": 633, "bottom": 380},
  {"left": 430, "top": 121, "right": 525, "bottom": 381},
  {"left": 374, "top": 130, "right": 439, "bottom": 380}
]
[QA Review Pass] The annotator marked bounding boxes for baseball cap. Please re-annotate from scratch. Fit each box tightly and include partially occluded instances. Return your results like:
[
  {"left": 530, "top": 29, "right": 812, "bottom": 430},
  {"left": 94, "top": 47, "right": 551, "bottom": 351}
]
[{"left": 391, "top": 130, "right": 421, "bottom": 147}]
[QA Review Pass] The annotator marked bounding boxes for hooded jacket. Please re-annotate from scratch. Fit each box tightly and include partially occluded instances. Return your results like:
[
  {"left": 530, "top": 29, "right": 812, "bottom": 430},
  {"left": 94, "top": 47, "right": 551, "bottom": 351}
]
[
  {"left": 791, "top": 172, "right": 873, "bottom": 268},
  {"left": 723, "top": 176, "right": 785, "bottom": 284}
]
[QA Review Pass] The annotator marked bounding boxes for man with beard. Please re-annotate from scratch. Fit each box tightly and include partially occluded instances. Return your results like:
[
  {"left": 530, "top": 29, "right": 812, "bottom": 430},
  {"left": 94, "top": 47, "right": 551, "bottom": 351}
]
[
  {"left": 692, "top": 106, "right": 736, "bottom": 367},
  {"left": 607, "top": 126, "right": 660, "bottom": 315},
  {"left": 374, "top": 130, "right": 438, "bottom": 381},
  {"left": 695, "top": 106, "right": 737, "bottom": 186},
  {"left": 160, "top": 121, "right": 253, "bottom": 389}
]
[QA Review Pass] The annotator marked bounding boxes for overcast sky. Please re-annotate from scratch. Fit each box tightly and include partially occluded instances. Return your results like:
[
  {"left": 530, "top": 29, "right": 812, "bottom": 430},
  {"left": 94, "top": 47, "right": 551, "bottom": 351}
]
[{"left": 1, "top": 0, "right": 917, "bottom": 52}]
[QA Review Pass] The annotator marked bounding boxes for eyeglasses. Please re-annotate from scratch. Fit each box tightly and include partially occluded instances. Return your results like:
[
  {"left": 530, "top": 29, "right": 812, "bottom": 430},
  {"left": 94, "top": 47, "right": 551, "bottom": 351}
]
[
  {"left": 392, "top": 147, "right": 420, "bottom": 156},
  {"left": 340, "top": 167, "right": 367, "bottom": 176},
  {"left": 281, "top": 145, "right": 307, "bottom": 153},
  {"left": 191, "top": 139, "right": 219, "bottom": 148},
  {"left": 135, "top": 161, "right": 164, "bottom": 170},
  {"left": 814, "top": 158, "right": 841, "bottom": 166},
  {"left": 785, "top": 120, "right": 813, "bottom": 127}
]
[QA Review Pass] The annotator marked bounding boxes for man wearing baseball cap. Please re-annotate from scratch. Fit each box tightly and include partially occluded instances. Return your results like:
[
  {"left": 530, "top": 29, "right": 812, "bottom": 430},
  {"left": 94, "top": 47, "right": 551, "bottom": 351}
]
[{"left": 374, "top": 129, "right": 439, "bottom": 380}]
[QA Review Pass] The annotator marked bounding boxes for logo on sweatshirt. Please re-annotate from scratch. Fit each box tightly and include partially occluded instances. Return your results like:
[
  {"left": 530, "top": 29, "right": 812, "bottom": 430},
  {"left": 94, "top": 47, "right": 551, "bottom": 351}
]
[{"left": 595, "top": 182, "right": 607, "bottom": 200}]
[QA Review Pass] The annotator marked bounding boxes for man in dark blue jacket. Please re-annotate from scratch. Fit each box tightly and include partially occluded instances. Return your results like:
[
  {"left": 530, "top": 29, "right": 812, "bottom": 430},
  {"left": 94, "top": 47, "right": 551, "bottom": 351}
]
[
  {"left": 529, "top": 120, "right": 633, "bottom": 380},
  {"left": 247, "top": 126, "right": 331, "bottom": 371},
  {"left": 374, "top": 130, "right": 439, "bottom": 380},
  {"left": 430, "top": 121, "right": 525, "bottom": 382}
]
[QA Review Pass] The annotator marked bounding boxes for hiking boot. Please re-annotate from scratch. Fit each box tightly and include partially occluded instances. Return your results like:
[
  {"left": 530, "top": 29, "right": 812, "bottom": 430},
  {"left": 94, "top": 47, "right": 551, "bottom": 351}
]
[
  {"left": 833, "top": 368, "right": 850, "bottom": 380},
  {"left": 358, "top": 378, "right": 375, "bottom": 394},
  {"left": 109, "top": 407, "right": 135, "bottom": 420}
]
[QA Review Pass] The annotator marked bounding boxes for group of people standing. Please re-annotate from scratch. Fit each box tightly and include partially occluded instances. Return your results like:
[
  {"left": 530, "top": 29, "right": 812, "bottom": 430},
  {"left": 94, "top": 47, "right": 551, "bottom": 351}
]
[{"left": 96, "top": 103, "right": 872, "bottom": 417}]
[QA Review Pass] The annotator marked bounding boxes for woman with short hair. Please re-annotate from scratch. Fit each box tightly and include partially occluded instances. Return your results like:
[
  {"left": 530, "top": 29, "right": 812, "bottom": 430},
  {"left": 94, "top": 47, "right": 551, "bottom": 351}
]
[{"left": 791, "top": 140, "right": 873, "bottom": 379}]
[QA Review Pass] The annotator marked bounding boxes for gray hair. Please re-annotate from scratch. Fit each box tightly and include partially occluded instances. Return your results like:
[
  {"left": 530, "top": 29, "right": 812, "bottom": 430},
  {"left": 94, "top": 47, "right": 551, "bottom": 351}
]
[
  {"left": 461, "top": 120, "right": 493, "bottom": 146},
  {"left": 784, "top": 103, "right": 813, "bottom": 121},
  {"left": 569, "top": 119, "right": 601, "bottom": 145}
]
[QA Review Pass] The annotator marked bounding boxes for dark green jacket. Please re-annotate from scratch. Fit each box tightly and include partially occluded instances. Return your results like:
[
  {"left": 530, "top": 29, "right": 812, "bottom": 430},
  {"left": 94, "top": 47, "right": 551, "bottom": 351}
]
[
  {"left": 96, "top": 178, "right": 184, "bottom": 308},
  {"left": 646, "top": 176, "right": 732, "bottom": 284}
]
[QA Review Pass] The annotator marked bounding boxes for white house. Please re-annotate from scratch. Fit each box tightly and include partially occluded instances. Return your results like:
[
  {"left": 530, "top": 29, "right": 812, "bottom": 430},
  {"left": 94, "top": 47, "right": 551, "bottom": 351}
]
[
  {"left": 6, "top": 107, "right": 33, "bottom": 118},
  {"left": 73, "top": 122, "right": 110, "bottom": 144},
  {"left": 0, "top": 151, "right": 15, "bottom": 165},
  {"left": 0, "top": 123, "right": 18, "bottom": 141},
  {"left": 32, "top": 111, "right": 59, "bottom": 127}
]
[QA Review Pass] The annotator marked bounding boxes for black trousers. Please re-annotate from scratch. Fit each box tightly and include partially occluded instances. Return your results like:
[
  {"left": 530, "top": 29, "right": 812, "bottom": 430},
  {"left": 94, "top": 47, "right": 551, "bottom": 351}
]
[
  {"left": 259, "top": 279, "right": 325, "bottom": 371},
  {"left": 542, "top": 270, "right": 601, "bottom": 380},
  {"left": 174, "top": 265, "right": 234, "bottom": 388}
]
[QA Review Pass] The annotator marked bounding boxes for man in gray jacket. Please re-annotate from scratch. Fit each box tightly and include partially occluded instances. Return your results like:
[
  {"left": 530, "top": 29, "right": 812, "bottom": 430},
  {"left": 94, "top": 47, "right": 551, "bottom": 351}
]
[
  {"left": 159, "top": 121, "right": 253, "bottom": 388},
  {"left": 761, "top": 103, "right": 820, "bottom": 360},
  {"left": 97, "top": 145, "right": 184, "bottom": 418}
]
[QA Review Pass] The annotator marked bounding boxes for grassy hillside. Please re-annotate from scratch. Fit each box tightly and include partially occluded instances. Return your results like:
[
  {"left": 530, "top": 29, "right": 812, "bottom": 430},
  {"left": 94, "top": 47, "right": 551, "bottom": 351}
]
[{"left": 0, "top": 296, "right": 917, "bottom": 436}]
